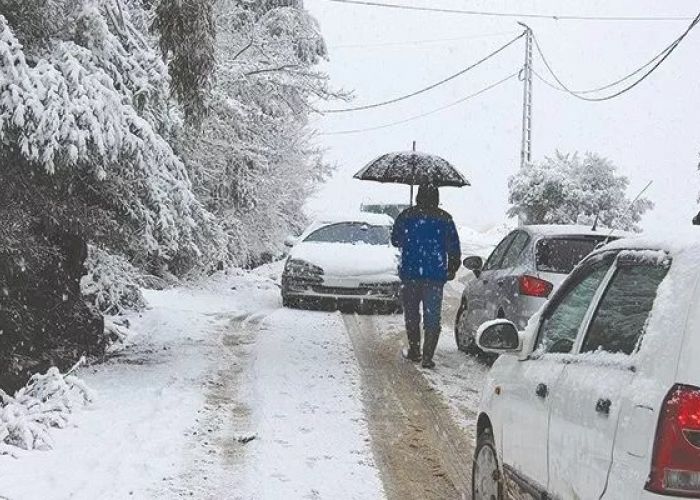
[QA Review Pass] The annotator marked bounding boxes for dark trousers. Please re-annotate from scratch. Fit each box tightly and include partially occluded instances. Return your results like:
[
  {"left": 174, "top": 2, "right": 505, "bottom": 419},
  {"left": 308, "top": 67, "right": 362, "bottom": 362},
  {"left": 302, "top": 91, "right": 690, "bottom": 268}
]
[{"left": 402, "top": 280, "right": 444, "bottom": 360}]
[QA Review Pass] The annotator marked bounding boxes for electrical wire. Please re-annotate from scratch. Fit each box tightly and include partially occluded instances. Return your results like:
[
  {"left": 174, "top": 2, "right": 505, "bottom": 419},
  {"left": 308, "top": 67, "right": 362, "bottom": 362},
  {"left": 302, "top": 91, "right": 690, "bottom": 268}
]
[
  {"left": 532, "top": 31, "right": 677, "bottom": 95},
  {"left": 532, "top": 10, "right": 700, "bottom": 101},
  {"left": 330, "top": 31, "right": 518, "bottom": 49},
  {"left": 322, "top": 0, "right": 694, "bottom": 22},
  {"left": 323, "top": 32, "right": 524, "bottom": 113},
  {"left": 321, "top": 72, "right": 518, "bottom": 135}
]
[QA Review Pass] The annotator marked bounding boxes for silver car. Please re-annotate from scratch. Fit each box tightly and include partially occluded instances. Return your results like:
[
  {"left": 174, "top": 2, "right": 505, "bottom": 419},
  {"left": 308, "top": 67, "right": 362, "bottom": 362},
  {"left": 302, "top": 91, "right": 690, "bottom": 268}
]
[{"left": 455, "top": 225, "right": 624, "bottom": 354}]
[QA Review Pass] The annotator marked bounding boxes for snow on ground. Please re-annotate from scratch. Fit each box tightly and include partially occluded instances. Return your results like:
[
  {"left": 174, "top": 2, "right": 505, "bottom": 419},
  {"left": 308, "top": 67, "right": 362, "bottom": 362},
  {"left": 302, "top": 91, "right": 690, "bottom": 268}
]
[
  {"left": 0, "top": 228, "right": 496, "bottom": 499},
  {"left": 374, "top": 313, "right": 488, "bottom": 434},
  {"left": 0, "top": 266, "right": 384, "bottom": 500},
  {"left": 229, "top": 309, "right": 383, "bottom": 499},
  {"left": 420, "top": 334, "right": 490, "bottom": 431},
  {"left": 0, "top": 271, "right": 274, "bottom": 499}
]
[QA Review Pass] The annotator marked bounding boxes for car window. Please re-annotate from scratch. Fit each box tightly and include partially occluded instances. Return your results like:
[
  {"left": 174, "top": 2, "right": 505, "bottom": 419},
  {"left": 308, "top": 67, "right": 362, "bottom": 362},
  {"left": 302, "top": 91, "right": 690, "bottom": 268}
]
[
  {"left": 483, "top": 232, "right": 516, "bottom": 271},
  {"left": 580, "top": 261, "right": 670, "bottom": 355},
  {"left": 304, "top": 223, "right": 391, "bottom": 245},
  {"left": 536, "top": 255, "right": 615, "bottom": 354},
  {"left": 536, "top": 237, "right": 607, "bottom": 274},
  {"left": 500, "top": 231, "right": 530, "bottom": 269}
]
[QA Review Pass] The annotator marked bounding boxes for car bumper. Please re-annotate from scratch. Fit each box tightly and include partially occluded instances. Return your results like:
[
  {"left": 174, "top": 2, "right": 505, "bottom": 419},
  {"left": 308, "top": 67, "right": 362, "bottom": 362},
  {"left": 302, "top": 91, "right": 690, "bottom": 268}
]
[{"left": 282, "top": 276, "right": 401, "bottom": 303}]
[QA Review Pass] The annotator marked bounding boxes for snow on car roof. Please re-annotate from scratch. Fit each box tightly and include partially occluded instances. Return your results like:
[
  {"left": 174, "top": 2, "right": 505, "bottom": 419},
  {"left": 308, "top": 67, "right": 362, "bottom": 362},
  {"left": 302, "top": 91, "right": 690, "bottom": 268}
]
[
  {"left": 602, "top": 227, "right": 700, "bottom": 256},
  {"left": 524, "top": 224, "right": 630, "bottom": 238},
  {"left": 313, "top": 212, "right": 394, "bottom": 226}
]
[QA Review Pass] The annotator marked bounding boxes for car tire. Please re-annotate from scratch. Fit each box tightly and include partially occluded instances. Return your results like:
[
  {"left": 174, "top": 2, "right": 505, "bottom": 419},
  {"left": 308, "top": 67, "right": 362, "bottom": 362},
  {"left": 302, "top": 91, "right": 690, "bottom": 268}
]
[
  {"left": 472, "top": 427, "right": 503, "bottom": 500},
  {"left": 455, "top": 303, "right": 480, "bottom": 355}
]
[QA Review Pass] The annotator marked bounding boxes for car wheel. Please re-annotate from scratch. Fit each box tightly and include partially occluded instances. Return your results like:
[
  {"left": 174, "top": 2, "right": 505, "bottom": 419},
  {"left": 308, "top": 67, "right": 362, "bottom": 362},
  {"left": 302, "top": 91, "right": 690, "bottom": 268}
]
[
  {"left": 472, "top": 428, "right": 503, "bottom": 500},
  {"left": 455, "top": 303, "right": 480, "bottom": 354}
]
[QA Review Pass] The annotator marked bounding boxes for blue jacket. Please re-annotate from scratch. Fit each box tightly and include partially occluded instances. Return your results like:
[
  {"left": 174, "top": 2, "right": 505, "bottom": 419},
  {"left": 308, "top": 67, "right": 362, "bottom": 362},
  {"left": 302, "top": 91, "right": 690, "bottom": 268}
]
[{"left": 391, "top": 206, "right": 461, "bottom": 282}]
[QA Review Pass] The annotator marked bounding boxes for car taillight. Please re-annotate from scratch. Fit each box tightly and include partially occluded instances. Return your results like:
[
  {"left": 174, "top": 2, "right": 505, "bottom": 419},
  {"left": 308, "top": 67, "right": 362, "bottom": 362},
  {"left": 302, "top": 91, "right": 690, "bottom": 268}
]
[
  {"left": 518, "top": 275, "right": 553, "bottom": 298},
  {"left": 646, "top": 384, "right": 700, "bottom": 496}
]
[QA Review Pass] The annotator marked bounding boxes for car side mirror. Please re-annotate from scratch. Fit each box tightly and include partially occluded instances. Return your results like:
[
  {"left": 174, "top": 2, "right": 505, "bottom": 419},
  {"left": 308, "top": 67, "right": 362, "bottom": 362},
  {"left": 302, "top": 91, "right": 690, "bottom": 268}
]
[
  {"left": 463, "top": 256, "right": 484, "bottom": 278},
  {"left": 476, "top": 320, "right": 522, "bottom": 354},
  {"left": 284, "top": 236, "right": 298, "bottom": 248}
]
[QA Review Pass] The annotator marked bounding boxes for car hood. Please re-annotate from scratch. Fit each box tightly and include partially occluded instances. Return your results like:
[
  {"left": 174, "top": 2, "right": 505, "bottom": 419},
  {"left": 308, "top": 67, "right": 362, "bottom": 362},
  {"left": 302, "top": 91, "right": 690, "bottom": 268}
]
[{"left": 290, "top": 242, "right": 399, "bottom": 277}]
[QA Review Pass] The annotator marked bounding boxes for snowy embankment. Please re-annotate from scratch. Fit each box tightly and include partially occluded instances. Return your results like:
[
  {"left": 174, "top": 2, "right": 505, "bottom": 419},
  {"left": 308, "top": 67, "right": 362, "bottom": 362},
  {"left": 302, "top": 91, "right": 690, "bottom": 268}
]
[
  {"left": 0, "top": 264, "right": 383, "bottom": 499},
  {"left": 0, "top": 269, "right": 279, "bottom": 498}
]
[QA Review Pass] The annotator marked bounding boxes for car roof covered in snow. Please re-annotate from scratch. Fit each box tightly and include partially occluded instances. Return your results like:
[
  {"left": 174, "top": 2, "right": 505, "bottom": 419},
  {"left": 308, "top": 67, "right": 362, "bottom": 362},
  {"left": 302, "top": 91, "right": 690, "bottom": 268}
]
[
  {"left": 313, "top": 212, "right": 394, "bottom": 227},
  {"left": 523, "top": 224, "right": 630, "bottom": 239},
  {"left": 601, "top": 227, "right": 700, "bottom": 256},
  {"left": 298, "top": 212, "right": 394, "bottom": 241}
]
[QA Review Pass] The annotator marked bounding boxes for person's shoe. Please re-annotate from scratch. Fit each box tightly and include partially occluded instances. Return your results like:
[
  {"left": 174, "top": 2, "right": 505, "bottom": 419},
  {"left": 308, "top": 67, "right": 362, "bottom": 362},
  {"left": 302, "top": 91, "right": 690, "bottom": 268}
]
[
  {"left": 421, "top": 358, "right": 436, "bottom": 369},
  {"left": 402, "top": 346, "right": 422, "bottom": 362}
]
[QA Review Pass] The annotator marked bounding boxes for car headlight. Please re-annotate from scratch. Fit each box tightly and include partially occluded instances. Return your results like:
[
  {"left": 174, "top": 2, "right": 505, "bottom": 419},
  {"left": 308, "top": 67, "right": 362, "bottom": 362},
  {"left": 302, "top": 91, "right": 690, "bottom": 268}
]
[{"left": 284, "top": 259, "right": 324, "bottom": 278}]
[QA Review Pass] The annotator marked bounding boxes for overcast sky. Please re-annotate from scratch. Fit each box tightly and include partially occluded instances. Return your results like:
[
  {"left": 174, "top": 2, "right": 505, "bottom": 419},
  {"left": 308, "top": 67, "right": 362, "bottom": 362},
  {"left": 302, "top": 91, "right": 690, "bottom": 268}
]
[{"left": 303, "top": 0, "right": 700, "bottom": 232}]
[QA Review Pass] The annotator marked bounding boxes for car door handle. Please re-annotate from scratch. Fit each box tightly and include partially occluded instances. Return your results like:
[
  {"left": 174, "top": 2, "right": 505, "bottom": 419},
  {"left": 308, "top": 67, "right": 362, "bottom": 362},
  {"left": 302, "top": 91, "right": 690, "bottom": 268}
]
[
  {"left": 596, "top": 398, "right": 612, "bottom": 415},
  {"left": 536, "top": 383, "right": 548, "bottom": 399}
]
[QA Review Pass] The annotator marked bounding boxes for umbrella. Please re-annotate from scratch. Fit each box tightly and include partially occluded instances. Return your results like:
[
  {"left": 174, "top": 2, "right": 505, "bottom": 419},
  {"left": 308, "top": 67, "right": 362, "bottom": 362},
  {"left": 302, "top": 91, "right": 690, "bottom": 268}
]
[
  {"left": 353, "top": 143, "right": 469, "bottom": 204},
  {"left": 353, "top": 146, "right": 469, "bottom": 188}
]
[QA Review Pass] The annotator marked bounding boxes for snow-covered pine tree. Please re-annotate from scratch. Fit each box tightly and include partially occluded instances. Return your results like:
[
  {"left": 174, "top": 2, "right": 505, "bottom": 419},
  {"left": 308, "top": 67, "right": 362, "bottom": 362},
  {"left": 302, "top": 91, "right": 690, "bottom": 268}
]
[
  {"left": 152, "top": 0, "right": 216, "bottom": 123},
  {"left": 508, "top": 151, "right": 653, "bottom": 232}
]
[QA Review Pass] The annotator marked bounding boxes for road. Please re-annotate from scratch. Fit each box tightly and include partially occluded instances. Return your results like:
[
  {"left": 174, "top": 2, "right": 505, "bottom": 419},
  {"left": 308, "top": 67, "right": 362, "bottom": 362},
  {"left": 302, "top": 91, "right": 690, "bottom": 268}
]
[
  {"left": 0, "top": 270, "right": 486, "bottom": 500},
  {"left": 205, "top": 282, "right": 487, "bottom": 499},
  {"left": 343, "top": 313, "right": 474, "bottom": 499}
]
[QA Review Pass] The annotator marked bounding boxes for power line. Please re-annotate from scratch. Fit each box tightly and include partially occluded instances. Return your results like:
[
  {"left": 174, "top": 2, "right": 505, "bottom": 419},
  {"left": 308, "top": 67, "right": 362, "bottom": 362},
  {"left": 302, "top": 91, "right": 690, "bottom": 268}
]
[
  {"left": 323, "top": 32, "right": 524, "bottom": 113},
  {"left": 532, "top": 48, "right": 664, "bottom": 96},
  {"left": 321, "top": 72, "right": 518, "bottom": 135},
  {"left": 532, "top": 11, "right": 700, "bottom": 101},
  {"left": 329, "top": 30, "right": 518, "bottom": 49},
  {"left": 322, "top": 0, "right": 694, "bottom": 22}
]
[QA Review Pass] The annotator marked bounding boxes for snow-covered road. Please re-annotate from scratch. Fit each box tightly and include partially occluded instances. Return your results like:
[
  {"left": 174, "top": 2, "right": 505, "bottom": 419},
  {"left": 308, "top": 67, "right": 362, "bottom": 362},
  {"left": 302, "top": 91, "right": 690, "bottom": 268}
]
[{"left": 0, "top": 268, "right": 487, "bottom": 500}]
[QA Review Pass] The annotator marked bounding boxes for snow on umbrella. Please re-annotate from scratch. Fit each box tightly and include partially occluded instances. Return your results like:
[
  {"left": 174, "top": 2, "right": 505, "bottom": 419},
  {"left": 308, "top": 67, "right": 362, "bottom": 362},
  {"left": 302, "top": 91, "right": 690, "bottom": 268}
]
[{"left": 353, "top": 150, "right": 470, "bottom": 188}]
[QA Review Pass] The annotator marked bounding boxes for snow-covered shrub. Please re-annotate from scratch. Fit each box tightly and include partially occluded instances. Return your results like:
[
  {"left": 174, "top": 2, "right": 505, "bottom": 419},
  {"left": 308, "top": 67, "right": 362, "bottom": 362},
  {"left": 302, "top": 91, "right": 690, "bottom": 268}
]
[
  {"left": 178, "top": 0, "right": 336, "bottom": 266},
  {"left": 82, "top": 247, "right": 147, "bottom": 315},
  {"left": 0, "top": 4, "right": 227, "bottom": 272},
  {"left": 0, "top": 360, "right": 92, "bottom": 454},
  {"left": 508, "top": 151, "right": 653, "bottom": 232}
]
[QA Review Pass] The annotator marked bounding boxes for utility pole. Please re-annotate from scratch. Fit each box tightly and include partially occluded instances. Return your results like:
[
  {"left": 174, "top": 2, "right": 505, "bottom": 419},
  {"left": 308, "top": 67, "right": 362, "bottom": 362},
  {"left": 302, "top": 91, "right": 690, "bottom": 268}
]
[{"left": 518, "top": 22, "right": 533, "bottom": 170}]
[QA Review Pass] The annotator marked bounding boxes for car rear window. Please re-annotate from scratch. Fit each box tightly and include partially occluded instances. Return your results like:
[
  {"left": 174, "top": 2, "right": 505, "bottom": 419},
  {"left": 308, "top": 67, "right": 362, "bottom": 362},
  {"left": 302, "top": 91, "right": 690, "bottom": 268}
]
[
  {"left": 536, "top": 237, "right": 607, "bottom": 274},
  {"left": 304, "top": 223, "right": 391, "bottom": 245}
]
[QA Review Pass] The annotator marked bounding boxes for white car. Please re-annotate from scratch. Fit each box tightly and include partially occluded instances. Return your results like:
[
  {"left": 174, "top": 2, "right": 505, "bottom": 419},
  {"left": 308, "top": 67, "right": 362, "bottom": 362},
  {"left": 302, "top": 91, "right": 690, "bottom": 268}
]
[
  {"left": 471, "top": 230, "right": 700, "bottom": 499},
  {"left": 281, "top": 213, "right": 401, "bottom": 309}
]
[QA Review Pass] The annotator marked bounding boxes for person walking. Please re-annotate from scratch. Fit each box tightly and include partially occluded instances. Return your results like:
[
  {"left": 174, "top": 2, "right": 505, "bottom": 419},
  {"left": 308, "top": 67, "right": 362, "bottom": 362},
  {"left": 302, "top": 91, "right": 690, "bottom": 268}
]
[{"left": 391, "top": 185, "right": 461, "bottom": 369}]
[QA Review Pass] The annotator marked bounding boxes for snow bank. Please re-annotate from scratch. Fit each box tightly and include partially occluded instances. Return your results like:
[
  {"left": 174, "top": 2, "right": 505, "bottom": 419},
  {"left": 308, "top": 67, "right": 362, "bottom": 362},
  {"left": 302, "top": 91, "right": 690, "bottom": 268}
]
[{"left": 1, "top": 360, "right": 92, "bottom": 457}]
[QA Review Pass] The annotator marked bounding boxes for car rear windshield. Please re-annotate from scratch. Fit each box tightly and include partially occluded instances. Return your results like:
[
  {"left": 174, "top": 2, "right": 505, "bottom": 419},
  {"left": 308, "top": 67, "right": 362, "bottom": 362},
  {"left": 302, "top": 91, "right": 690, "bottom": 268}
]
[
  {"left": 304, "top": 223, "right": 391, "bottom": 245},
  {"left": 536, "top": 236, "right": 608, "bottom": 274}
]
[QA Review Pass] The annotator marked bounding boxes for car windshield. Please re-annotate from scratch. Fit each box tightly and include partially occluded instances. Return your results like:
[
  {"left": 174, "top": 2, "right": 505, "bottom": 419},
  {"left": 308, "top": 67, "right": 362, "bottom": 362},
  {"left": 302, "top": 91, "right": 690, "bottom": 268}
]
[
  {"left": 304, "top": 222, "right": 391, "bottom": 245},
  {"left": 536, "top": 236, "right": 609, "bottom": 274}
]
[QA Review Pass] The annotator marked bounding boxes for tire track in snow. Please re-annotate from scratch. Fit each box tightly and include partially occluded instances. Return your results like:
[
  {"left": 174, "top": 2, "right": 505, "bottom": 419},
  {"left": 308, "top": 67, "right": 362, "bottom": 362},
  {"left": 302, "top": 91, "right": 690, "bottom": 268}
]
[{"left": 343, "top": 313, "right": 473, "bottom": 500}]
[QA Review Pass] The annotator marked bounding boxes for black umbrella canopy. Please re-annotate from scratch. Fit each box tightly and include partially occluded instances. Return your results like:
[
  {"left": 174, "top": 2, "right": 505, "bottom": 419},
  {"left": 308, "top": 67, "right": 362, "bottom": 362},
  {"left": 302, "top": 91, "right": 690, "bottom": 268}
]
[{"left": 353, "top": 151, "right": 470, "bottom": 187}]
